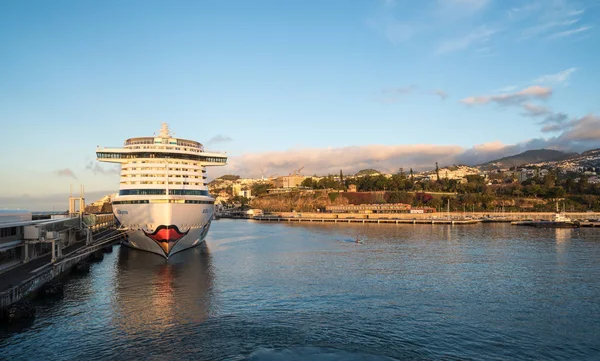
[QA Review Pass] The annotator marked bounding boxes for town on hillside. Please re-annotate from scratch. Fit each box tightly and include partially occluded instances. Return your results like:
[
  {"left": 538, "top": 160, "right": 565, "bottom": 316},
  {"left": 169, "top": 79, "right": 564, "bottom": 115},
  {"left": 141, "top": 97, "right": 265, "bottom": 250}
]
[{"left": 208, "top": 149, "right": 600, "bottom": 215}]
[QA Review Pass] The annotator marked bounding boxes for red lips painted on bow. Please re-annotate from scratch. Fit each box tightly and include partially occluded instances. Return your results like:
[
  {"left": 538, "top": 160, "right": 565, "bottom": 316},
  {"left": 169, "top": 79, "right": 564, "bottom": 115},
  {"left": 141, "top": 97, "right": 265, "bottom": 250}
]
[{"left": 143, "top": 225, "right": 189, "bottom": 255}]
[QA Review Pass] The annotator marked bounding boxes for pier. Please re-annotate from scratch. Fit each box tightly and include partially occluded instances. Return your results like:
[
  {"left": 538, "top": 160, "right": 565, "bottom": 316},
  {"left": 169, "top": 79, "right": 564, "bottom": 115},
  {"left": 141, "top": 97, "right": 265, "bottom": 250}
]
[
  {"left": 252, "top": 211, "right": 600, "bottom": 226},
  {"left": 253, "top": 216, "right": 480, "bottom": 225},
  {"left": 0, "top": 227, "right": 123, "bottom": 310},
  {"left": 0, "top": 191, "right": 124, "bottom": 319}
]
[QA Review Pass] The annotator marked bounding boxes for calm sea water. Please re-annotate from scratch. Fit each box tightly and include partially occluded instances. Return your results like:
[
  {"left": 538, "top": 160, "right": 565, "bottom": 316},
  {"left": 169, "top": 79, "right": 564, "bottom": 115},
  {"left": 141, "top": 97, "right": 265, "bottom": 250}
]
[{"left": 1, "top": 220, "right": 600, "bottom": 360}]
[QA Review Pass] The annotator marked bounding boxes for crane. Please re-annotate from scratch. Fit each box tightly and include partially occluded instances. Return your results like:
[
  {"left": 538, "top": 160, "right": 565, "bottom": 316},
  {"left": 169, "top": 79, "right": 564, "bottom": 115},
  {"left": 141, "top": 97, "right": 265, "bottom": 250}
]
[{"left": 290, "top": 166, "right": 304, "bottom": 176}]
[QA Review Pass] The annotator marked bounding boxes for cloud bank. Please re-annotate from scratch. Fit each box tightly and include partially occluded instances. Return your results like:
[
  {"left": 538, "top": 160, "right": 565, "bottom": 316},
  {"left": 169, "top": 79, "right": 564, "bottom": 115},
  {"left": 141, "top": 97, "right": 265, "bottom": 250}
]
[
  {"left": 212, "top": 116, "right": 600, "bottom": 179},
  {"left": 461, "top": 85, "right": 552, "bottom": 105}
]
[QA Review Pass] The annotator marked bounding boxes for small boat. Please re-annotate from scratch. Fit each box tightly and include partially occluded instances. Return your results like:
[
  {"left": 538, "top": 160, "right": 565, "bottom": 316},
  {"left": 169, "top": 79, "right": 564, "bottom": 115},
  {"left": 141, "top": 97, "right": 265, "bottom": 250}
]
[
  {"left": 513, "top": 203, "right": 579, "bottom": 228},
  {"left": 531, "top": 212, "right": 579, "bottom": 228}
]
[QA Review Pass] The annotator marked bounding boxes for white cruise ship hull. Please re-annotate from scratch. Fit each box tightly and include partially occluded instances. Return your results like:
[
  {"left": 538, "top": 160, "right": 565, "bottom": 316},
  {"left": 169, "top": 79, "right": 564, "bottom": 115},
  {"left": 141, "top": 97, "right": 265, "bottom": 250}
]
[{"left": 113, "top": 201, "right": 214, "bottom": 258}]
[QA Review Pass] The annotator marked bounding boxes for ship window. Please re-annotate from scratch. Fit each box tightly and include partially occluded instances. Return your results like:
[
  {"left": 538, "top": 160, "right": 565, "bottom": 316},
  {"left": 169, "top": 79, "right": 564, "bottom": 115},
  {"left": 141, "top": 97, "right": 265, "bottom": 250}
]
[
  {"left": 96, "top": 151, "right": 226, "bottom": 163},
  {"left": 119, "top": 189, "right": 167, "bottom": 196}
]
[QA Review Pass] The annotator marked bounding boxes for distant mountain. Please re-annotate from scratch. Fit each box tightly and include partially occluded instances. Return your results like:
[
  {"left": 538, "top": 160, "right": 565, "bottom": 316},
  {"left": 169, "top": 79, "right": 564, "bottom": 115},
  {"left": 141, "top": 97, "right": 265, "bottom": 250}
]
[{"left": 478, "top": 149, "right": 574, "bottom": 169}]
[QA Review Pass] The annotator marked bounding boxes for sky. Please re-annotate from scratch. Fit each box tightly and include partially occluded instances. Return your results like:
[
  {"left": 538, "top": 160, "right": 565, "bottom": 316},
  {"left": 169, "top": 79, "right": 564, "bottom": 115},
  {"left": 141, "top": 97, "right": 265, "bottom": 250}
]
[{"left": 1, "top": 0, "right": 599, "bottom": 210}]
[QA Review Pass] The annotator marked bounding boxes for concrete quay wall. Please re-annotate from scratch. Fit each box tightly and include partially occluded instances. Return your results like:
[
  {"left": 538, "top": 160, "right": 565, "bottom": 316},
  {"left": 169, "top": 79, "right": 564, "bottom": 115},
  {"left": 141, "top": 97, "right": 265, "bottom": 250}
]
[
  {"left": 265, "top": 211, "right": 600, "bottom": 221},
  {"left": 0, "top": 235, "right": 120, "bottom": 309}
]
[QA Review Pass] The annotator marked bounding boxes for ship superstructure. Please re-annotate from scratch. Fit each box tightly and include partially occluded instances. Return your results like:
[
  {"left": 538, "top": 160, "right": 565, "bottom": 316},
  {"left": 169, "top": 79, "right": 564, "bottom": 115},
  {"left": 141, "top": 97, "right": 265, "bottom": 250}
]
[{"left": 96, "top": 123, "right": 227, "bottom": 257}]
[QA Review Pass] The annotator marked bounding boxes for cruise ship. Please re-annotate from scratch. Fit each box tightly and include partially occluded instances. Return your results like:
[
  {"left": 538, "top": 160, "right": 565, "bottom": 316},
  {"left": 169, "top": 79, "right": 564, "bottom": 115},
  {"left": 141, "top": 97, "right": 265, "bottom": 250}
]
[{"left": 96, "top": 124, "right": 227, "bottom": 258}]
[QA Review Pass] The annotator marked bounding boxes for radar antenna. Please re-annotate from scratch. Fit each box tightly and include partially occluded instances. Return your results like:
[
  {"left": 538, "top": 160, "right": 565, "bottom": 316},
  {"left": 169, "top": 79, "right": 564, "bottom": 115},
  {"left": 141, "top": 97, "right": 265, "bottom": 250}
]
[{"left": 159, "top": 123, "right": 171, "bottom": 137}]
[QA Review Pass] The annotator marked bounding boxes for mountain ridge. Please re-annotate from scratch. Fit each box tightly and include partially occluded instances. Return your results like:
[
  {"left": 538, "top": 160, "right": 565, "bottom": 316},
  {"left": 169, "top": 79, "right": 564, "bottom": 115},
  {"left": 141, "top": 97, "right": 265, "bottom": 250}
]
[{"left": 477, "top": 149, "right": 575, "bottom": 169}]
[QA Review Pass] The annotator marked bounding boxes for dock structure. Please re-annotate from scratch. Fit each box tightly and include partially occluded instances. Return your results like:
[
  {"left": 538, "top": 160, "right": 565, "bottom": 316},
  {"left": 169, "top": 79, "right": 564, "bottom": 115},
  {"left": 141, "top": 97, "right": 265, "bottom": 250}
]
[
  {"left": 253, "top": 216, "right": 480, "bottom": 225},
  {"left": 251, "top": 211, "right": 600, "bottom": 226},
  {"left": 0, "top": 207, "right": 120, "bottom": 310},
  {"left": 0, "top": 227, "right": 123, "bottom": 309}
]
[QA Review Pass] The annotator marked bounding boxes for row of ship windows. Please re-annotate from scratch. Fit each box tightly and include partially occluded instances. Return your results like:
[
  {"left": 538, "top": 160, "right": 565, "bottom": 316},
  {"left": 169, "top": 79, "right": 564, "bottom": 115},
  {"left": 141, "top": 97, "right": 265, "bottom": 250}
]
[
  {"left": 125, "top": 143, "right": 202, "bottom": 152},
  {"left": 113, "top": 200, "right": 214, "bottom": 204},
  {"left": 122, "top": 167, "right": 204, "bottom": 172},
  {"left": 126, "top": 139, "right": 200, "bottom": 147},
  {"left": 129, "top": 160, "right": 203, "bottom": 166},
  {"left": 121, "top": 174, "right": 205, "bottom": 179},
  {"left": 120, "top": 181, "right": 206, "bottom": 186},
  {"left": 97, "top": 152, "right": 226, "bottom": 163},
  {"left": 119, "top": 189, "right": 210, "bottom": 196}
]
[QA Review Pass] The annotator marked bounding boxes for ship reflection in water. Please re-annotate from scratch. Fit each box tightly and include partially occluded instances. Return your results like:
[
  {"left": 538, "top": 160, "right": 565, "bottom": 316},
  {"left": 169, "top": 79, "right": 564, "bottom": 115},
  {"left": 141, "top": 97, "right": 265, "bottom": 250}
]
[{"left": 113, "top": 244, "right": 214, "bottom": 335}]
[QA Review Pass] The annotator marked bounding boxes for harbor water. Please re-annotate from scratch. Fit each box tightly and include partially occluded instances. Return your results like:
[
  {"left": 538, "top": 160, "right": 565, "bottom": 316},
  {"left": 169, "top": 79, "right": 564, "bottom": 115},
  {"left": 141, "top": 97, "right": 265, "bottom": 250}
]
[{"left": 1, "top": 220, "right": 600, "bottom": 360}]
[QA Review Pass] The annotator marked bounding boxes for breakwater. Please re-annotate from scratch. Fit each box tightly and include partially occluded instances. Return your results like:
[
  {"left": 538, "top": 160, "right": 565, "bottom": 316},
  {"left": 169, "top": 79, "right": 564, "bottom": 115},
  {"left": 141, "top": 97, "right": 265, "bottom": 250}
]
[
  {"left": 252, "top": 211, "right": 600, "bottom": 225},
  {"left": 255, "top": 216, "right": 480, "bottom": 225}
]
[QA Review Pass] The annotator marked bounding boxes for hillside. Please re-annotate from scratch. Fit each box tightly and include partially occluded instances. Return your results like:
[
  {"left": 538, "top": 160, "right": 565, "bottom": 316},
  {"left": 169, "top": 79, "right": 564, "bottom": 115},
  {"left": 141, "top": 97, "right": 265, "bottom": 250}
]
[
  {"left": 550, "top": 148, "right": 600, "bottom": 170},
  {"left": 479, "top": 149, "right": 574, "bottom": 169}
]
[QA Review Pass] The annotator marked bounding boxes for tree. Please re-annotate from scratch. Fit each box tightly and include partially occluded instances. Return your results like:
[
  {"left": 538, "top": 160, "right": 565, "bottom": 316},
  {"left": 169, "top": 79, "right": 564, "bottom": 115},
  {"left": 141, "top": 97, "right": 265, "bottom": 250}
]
[
  {"left": 230, "top": 196, "right": 250, "bottom": 209},
  {"left": 435, "top": 162, "right": 440, "bottom": 182},
  {"left": 398, "top": 167, "right": 405, "bottom": 179},
  {"left": 301, "top": 177, "right": 315, "bottom": 188},
  {"left": 251, "top": 182, "right": 272, "bottom": 197},
  {"left": 577, "top": 176, "right": 589, "bottom": 194},
  {"left": 339, "top": 169, "right": 344, "bottom": 187},
  {"left": 546, "top": 186, "right": 565, "bottom": 200},
  {"left": 410, "top": 168, "right": 414, "bottom": 183},
  {"left": 387, "top": 191, "right": 414, "bottom": 204}
]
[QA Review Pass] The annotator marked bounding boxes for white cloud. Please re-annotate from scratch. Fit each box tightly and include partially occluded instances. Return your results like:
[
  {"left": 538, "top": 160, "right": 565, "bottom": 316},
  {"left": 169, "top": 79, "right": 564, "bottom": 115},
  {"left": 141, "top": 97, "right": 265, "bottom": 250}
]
[
  {"left": 461, "top": 85, "right": 552, "bottom": 105},
  {"left": 548, "top": 25, "right": 593, "bottom": 38},
  {"left": 509, "top": 1, "right": 590, "bottom": 40},
  {"left": 533, "top": 67, "right": 577, "bottom": 85},
  {"left": 437, "top": 26, "right": 498, "bottom": 54},
  {"left": 521, "top": 18, "right": 580, "bottom": 39},
  {"left": 218, "top": 144, "right": 466, "bottom": 178}
]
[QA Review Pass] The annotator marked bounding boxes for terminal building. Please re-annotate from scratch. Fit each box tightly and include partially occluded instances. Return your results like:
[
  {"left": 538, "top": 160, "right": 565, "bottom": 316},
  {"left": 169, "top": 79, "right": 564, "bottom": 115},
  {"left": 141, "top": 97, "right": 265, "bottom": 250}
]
[
  {"left": 0, "top": 209, "right": 115, "bottom": 274},
  {"left": 0, "top": 210, "right": 32, "bottom": 271}
]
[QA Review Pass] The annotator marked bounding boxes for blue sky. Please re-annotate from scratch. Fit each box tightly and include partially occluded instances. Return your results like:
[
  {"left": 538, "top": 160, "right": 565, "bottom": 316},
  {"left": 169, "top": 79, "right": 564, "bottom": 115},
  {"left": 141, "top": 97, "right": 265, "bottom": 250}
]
[{"left": 1, "top": 0, "right": 599, "bottom": 210}]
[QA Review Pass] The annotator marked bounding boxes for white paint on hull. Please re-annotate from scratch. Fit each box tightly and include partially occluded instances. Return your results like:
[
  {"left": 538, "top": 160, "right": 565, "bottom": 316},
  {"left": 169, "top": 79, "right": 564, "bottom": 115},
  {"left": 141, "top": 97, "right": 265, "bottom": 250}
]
[{"left": 114, "top": 201, "right": 213, "bottom": 258}]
